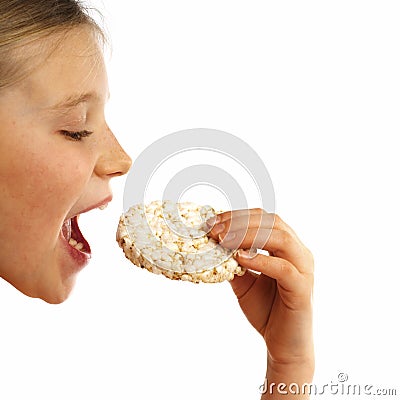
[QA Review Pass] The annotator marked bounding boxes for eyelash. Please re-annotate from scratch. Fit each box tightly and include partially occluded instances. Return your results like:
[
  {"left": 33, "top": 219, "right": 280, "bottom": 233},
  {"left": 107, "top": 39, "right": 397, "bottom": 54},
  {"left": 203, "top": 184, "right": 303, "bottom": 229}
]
[{"left": 60, "top": 129, "right": 93, "bottom": 141}]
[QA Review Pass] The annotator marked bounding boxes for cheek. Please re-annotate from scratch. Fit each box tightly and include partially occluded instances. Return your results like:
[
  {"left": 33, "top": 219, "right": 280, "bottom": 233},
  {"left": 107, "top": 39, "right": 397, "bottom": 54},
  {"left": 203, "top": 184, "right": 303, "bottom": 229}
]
[
  {"left": 2, "top": 138, "right": 95, "bottom": 226},
  {"left": 30, "top": 153, "right": 94, "bottom": 221}
]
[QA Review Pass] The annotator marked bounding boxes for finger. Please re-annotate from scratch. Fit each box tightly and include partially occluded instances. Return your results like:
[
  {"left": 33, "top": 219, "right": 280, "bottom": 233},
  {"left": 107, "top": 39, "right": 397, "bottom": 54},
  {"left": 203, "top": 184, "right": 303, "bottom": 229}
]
[
  {"left": 207, "top": 210, "right": 298, "bottom": 241},
  {"left": 220, "top": 227, "right": 312, "bottom": 273},
  {"left": 216, "top": 208, "right": 266, "bottom": 224},
  {"left": 217, "top": 209, "right": 291, "bottom": 230},
  {"left": 206, "top": 209, "right": 260, "bottom": 237},
  {"left": 218, "top": 227, "right": 271, "bottom": 252},
  {"left": 235, "top": 251, "right": 300, "bottom": 291},
  {"left": 207, "top": 212, "right": 274, "bottom": 240}
]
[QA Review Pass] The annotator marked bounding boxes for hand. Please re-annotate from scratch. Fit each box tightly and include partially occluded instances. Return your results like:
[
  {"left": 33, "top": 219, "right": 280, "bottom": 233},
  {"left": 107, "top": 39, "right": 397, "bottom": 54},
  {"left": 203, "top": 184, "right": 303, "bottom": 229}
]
[{"left": 207, "top": 209, "right": 314, "bottom": 397}]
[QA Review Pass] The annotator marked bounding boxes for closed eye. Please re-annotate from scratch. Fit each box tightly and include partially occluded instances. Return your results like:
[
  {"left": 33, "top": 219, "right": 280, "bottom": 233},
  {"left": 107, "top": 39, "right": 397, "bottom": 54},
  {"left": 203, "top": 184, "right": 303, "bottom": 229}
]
[{"left": 60, "top": 129, "right": 93, "bottom": 141}]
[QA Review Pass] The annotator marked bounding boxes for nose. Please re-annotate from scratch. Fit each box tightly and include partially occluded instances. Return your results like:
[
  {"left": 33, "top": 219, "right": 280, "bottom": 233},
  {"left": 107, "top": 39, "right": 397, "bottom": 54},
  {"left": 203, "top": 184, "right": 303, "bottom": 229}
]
[{"left": 95, "top": 125, "right": 132, "bottom": 178}]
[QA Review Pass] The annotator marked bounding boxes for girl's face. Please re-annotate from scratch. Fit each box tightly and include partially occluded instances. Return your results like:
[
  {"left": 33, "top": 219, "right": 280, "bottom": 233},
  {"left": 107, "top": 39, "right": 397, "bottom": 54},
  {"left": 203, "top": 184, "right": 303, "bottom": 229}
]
[{"left": 0, "top": 27, "right": 131, "bottom": 303}]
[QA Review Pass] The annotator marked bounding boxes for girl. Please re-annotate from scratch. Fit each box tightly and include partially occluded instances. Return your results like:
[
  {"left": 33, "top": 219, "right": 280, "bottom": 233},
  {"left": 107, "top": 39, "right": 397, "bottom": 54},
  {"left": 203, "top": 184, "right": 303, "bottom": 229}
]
[{"left": 0, "top": 1, "right": 314, "bottom": 398}]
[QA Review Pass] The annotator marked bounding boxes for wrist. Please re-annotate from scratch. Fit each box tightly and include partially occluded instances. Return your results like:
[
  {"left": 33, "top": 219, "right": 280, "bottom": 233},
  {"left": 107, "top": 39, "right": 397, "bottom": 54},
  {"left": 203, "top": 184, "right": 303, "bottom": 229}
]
[
  {"left": 261, "top": 354, "right": 315, "bottom": 399},
  {"left": 267, "top": 355, "right": 315, "bottom": 381}
]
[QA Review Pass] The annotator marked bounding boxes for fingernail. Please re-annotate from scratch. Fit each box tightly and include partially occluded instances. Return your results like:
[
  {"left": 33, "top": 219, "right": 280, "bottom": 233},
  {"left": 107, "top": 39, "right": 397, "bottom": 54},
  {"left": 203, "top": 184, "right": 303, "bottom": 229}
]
[
  {"left": 237, "top": 248, "right": 258, "bottom": 259},
  {"left": 213, "top": 223, "right": 225, "bottom": 234},
  {"left": 219, "top": 232, "right": 236, "bottom": 242},
  {"left": 248, "top": 247, "right": 258, "bottom": 257},
  {"left": 206, "top": 215, "right": 220, "bottom": 227},
  {"left": 206, "top": 216, "right": 216, "bottom": 226}
]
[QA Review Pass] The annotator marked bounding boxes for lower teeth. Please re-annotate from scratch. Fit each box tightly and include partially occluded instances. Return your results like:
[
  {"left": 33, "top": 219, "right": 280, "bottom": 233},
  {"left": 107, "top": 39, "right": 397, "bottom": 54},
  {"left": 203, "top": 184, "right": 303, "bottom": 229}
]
[{"left": 68, "top": 238, "right": 84, "bottom": 251}]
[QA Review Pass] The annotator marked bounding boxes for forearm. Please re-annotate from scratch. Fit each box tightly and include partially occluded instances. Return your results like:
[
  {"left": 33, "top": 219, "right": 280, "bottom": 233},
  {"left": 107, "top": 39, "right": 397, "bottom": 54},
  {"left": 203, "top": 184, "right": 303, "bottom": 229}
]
[{"left": 260, "top": 356, "right": 315, "bottom": 400}]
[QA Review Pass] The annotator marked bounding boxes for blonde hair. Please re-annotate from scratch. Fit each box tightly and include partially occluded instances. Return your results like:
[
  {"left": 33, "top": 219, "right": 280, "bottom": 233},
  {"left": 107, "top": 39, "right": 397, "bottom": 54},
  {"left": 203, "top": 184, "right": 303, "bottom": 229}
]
[{"left": 0, "top": 0, "right": 105, "bottom": 90}]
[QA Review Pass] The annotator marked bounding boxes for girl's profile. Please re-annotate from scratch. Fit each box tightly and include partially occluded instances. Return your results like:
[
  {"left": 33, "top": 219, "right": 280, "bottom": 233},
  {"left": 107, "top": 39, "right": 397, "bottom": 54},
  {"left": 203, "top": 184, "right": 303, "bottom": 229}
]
[{"left": 0, "top": 1, "right": 314, "bottom": 398}]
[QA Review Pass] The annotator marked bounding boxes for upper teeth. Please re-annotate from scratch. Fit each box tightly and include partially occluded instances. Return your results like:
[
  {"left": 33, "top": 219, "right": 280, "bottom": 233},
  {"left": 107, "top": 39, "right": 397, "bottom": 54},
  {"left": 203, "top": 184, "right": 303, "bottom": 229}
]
[
  {"left": 63, "top": 219, "right": 72, "bottom": 241},
  {"left": 98, "top": 203, "right": 108, "bottom": 210}
]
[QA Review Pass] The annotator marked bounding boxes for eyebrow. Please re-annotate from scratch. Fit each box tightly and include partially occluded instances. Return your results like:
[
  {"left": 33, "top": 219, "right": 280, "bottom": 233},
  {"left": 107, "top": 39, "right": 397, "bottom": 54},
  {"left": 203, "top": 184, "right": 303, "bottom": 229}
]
[{"left": 47, "top": 91, "right": 109, "bottom": 111}]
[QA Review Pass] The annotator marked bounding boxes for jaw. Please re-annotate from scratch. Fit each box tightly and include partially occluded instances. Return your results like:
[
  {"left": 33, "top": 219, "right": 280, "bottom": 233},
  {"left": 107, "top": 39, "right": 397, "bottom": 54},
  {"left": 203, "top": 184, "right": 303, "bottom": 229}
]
[{"left": 0, "top": 249, "right": 77, "bottom": 304}]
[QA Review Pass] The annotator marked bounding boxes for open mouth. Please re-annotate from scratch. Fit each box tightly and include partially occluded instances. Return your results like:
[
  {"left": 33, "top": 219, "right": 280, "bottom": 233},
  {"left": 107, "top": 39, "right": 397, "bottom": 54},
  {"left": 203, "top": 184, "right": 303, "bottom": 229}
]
[{"left": 61, "top": 215, "right": 91, "bottom": 255}]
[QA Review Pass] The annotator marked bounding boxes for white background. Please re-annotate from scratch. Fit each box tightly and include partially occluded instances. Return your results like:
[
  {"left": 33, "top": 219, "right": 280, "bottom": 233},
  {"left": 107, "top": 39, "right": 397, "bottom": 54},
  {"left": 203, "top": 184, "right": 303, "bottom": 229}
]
[{"left": 1, "top": 1, "right": 399, "bottom": 399}]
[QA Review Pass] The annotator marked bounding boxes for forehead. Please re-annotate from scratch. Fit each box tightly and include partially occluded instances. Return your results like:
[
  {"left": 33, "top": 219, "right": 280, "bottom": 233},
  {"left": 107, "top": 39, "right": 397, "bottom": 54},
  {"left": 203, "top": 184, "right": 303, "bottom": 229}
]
[{"left": 20, "top": 27, "right": 108, "bottom": 112}]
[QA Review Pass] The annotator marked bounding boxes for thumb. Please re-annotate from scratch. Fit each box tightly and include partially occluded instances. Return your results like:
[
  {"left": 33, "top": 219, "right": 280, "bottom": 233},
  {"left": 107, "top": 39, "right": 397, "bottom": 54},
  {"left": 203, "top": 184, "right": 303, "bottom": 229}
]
[{"left": 229, "top": 269, "right": 258, "bottom": 300}]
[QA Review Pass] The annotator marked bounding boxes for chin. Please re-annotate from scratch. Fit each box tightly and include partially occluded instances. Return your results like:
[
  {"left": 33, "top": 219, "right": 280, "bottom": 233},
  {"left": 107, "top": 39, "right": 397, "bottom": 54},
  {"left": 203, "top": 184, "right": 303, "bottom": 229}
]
[
  {"left": 10, "top": 272, "right": 78, "bottom": 304},
  {"left": 38, "top": 277, "right": 78, "bottom": 304}
]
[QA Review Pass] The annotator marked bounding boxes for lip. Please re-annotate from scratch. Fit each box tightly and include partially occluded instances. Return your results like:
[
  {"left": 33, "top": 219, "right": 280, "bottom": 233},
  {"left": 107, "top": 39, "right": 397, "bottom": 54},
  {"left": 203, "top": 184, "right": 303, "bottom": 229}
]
[{"left": 75, "top": 195, "right": 113, "bottom": 216}]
